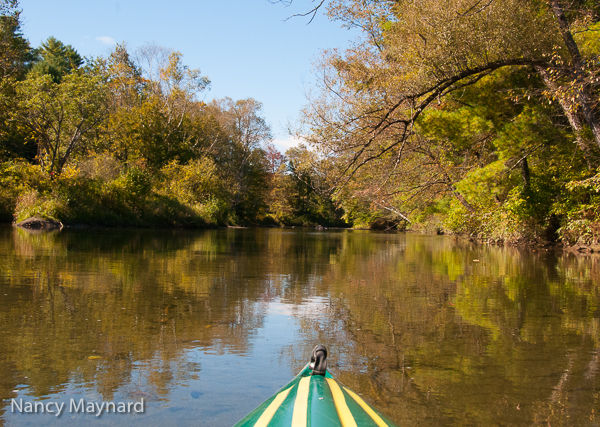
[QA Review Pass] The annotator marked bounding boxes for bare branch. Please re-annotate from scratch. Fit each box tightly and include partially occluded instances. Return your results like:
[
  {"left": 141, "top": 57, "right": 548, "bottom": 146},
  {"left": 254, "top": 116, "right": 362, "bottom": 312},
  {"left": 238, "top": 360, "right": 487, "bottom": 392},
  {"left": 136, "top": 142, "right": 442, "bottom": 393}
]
[{"left": 270, "top": 0, "right": 327, "bottom": 24}]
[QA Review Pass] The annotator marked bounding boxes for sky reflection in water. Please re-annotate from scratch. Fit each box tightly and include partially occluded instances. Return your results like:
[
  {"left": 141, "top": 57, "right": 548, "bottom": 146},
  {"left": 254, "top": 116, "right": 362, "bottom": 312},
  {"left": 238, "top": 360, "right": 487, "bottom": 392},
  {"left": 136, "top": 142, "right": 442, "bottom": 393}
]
[{"left": 0, "top": 226, "right": 599, "bottom": 426}]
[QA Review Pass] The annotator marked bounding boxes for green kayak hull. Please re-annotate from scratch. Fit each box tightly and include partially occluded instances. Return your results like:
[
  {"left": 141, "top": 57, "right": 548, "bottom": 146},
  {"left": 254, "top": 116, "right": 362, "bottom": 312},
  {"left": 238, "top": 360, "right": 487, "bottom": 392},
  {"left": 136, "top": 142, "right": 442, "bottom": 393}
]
[{"left": 233, "top": 364, "right": 399, "bottom": 427}]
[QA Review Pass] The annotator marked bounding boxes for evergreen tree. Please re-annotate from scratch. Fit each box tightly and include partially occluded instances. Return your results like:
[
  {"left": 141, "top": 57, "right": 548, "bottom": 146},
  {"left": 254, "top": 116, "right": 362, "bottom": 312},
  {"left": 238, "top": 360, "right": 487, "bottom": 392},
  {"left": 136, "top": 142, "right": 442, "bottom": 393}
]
[
  {"left": 30, "top": 36, "right": 84, "bottom": 82},
  {"left": 0, "top": 0, "right": 35, "bottom": 161}
]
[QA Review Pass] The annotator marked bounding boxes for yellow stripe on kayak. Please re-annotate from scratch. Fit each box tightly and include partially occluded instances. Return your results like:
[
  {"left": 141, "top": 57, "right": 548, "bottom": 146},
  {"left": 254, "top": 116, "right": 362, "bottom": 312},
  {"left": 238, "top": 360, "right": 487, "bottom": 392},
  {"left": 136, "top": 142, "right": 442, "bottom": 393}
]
[
  {"left": 343, "top": 387, "right": 389, "bottom": 427},
  {"left": 291, "top": 376, "right": 311, "bottom": 427},
  {"left": 326, "top": 378, "right": 358, "bottom": 427},
  {"left": 253, "top": 386, "right": 293, "bottom": 427}
]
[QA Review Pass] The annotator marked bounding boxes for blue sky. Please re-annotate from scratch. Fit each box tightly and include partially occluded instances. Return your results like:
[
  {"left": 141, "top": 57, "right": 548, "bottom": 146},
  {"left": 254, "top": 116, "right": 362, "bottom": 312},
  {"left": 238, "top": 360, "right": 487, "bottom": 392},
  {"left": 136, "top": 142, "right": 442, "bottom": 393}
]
[{"left": 18, "top": 0, "right": 357, "bottom": 152}]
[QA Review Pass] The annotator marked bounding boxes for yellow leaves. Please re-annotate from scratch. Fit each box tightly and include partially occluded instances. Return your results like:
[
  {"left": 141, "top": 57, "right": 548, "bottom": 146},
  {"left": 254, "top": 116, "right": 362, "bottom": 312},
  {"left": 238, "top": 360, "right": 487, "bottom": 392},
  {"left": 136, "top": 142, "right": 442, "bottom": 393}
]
[
  {"left": 159, "top": 51, "right": 184, "bottom": 83},
  {"left": 159, "top": 158, "right": 222, "bottom": 203},
  {"left": 57, "top": 164, "right": 80, "bottom": 181},
  {"left": 157, "top": 51, "right": 210, "bottom": 97}
]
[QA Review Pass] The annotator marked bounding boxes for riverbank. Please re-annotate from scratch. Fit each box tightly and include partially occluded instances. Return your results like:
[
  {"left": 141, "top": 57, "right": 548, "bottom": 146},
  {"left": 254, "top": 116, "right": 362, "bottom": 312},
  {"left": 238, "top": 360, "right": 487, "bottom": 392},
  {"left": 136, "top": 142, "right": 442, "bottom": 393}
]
[
  {"left": 6, "top": 216, "right": 600, "bottom": 256},
  {"left": 452, "top": 233, "right": 600, "bottom": 254},
  {"left": 0, "top": 159, "right": 348, "bottom": 231}
]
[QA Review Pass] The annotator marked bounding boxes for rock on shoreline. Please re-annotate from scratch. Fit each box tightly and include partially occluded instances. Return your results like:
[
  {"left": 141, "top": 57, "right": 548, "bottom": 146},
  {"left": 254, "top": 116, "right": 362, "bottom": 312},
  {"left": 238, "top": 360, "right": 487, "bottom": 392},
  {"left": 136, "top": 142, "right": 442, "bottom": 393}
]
[
  {"left": 15, "top": 217, "right": 63, "bottom": 231},
  {"left": 564, "top": 243, "right": 600, "bottom": 254}
]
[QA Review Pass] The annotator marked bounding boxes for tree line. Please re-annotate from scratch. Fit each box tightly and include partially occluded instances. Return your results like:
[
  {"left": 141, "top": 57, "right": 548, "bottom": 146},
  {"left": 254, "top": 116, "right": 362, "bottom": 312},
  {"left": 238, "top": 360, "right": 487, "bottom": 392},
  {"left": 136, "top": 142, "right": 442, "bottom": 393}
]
[
  {"left": 0, "top": 0, "right": 344, "bottom": 228},
  {"left": 2, "top": 0, "right": 600, "bottom": 246}
]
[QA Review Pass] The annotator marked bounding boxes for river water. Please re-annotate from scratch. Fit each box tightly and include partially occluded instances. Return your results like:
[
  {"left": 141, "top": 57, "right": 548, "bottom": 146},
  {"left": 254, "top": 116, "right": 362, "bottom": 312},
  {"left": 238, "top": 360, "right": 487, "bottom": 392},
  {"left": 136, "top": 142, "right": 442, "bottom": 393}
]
[{"left": 0, "top": 226, "right": 598, "bottom": 426}]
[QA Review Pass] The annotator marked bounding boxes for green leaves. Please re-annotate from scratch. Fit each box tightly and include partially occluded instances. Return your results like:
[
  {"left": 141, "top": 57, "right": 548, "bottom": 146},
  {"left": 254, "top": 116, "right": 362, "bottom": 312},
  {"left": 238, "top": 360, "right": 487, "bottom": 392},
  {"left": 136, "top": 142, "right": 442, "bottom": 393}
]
[
  {"left": 298, "top": 0, "right": 600, "bottom": 242},
  {"left": 30, "top": 36, "right": 84, "bottom": 82},
  {"left": 13, "top": 71, "right": 109, "bottom": 174}
]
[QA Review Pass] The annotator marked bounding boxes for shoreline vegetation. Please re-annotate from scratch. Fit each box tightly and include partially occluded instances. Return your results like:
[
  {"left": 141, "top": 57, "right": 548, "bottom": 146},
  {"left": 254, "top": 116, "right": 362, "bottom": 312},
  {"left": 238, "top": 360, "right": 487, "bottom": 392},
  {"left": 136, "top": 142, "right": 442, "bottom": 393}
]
[
  {"left": 6, "top": 217, "right": 600, "bottom": 256},
  {"left": 1, "top": 1, "right": 600, "bottom": 251}
]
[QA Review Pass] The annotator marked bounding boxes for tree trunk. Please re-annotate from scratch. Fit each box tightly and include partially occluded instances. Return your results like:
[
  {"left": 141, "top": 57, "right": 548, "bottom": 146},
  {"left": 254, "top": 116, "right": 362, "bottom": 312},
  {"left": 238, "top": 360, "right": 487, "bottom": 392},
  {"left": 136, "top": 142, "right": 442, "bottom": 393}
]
[
  {"left": 443, "top": 172, "right": 475, "bottom": 213},
  {"left": 521, "top": 155, "right": 530, "bottom": 189},
  {"left": 536, "top": 66, "right": 598, "bottom": 169},
  {"left": 550, "top": 0, "right": 600, "bottom": 148}
]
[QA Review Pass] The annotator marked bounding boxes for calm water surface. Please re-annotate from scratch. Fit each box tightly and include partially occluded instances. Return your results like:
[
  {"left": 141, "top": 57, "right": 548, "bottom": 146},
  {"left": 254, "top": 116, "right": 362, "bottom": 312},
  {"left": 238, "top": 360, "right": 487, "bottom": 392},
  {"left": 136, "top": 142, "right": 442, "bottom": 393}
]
[{"left": 0, "top": 226, "right": 599, "bottom": 426}]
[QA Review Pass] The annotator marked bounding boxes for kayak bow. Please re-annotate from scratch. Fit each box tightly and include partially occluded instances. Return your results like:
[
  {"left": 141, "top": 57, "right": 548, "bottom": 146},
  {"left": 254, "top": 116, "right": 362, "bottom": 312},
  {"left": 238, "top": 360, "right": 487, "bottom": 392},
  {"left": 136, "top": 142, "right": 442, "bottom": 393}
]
[{"left": 233, "top": 345, "right": 399, "bottom": 427}]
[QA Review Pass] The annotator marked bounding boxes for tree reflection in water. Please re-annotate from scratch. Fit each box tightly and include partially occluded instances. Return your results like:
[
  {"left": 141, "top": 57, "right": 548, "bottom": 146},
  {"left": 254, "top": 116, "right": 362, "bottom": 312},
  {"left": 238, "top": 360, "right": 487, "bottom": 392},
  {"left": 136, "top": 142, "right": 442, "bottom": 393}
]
[{"left": 0, "top": 226, "right": 598, "bottom": 426}]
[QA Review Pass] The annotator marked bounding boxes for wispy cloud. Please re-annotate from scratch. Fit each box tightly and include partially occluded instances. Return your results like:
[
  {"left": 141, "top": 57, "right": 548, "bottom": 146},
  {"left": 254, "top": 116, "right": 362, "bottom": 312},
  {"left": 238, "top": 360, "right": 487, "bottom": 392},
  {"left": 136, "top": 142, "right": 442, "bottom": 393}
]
[
  {"left": 96, "top": 36, "right": 116, "bottom": 45},
  {"left": 272, "top": 136, "right": 307, "bottom": 153}
]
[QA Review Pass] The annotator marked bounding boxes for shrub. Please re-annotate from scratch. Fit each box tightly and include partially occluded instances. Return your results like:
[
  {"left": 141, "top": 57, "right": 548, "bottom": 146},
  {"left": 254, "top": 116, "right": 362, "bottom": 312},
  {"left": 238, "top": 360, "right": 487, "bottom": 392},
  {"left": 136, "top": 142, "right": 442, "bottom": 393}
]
[
  {"left": 14, "top": 190, "right": 66, "bottom": 223},
  {"left": 77, "top": 153, "right": 122, "bottom": 181},
  {"left": 159, "top": 158, "right": 224, "bottom": 204},
  {"left": 0, "top": 162, "right": 49, "bottom": 222}
]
